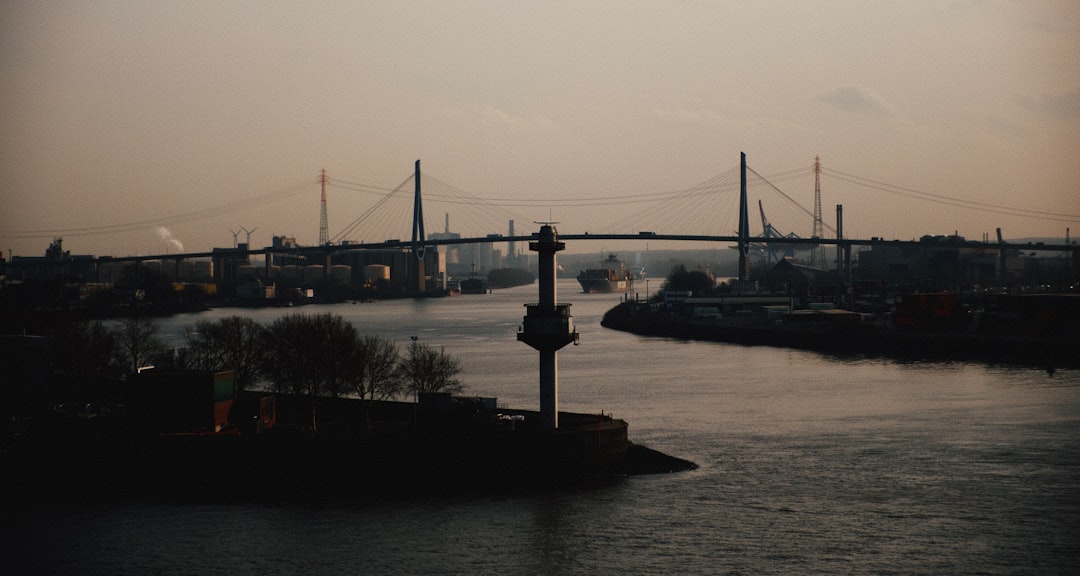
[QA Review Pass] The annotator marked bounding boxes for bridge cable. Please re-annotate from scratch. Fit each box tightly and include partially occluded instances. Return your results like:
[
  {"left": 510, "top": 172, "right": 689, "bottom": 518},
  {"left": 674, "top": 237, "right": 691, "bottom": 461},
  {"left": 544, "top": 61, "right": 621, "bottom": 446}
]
[
  {"left": 822, "top": 168, "right": 1080, "bottom": 223},
  {"left": 0, "top": 180, "right": 313, "bottom": 239}
]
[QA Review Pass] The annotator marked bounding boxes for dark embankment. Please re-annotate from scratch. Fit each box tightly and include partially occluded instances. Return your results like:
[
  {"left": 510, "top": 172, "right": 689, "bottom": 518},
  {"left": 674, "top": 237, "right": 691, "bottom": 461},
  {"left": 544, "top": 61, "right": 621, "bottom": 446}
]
[
  {"left": 625, "top": 443, "right": 698, "bottom": 475},
  {"left": 602, "top": 301, "right": 1079, "bottom": 369},
  {"left": 2, "top": 394, "right": 695, "bottom": 509}
]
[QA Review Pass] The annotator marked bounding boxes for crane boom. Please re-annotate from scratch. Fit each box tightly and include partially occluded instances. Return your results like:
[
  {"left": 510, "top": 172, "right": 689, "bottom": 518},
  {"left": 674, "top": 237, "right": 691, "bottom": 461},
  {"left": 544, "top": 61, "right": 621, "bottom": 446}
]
[{"left": 759, "top": 199, "right": 770, "bottom": 238}]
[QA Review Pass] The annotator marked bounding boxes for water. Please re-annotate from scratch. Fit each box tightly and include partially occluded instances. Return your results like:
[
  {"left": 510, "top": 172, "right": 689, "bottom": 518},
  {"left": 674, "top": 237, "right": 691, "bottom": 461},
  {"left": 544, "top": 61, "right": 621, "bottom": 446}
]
[{"left": 9, "top": 280, "right": 1079, "bottom": 575}]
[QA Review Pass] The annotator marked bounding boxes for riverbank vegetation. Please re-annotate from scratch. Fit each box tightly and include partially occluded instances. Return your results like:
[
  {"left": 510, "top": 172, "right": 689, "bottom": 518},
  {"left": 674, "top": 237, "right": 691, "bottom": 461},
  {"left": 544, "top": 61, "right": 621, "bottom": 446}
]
[{"left": 2, "top": 312, "right": 465, "bottom": 433}]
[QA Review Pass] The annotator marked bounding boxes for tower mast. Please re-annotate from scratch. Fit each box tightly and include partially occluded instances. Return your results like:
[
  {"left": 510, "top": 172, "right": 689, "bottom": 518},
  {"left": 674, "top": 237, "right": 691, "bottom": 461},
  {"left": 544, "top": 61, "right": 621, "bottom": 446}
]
[
  {"left": 812, "top": 156, "right": 826, "bottom": 267},
  {"left": 319, "top": 168, "right": 329, "bottom": 246}
]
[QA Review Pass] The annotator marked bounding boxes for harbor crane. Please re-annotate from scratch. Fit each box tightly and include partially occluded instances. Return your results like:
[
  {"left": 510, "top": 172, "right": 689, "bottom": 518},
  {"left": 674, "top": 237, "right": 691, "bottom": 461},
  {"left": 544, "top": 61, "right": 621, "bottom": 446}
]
[{"left": 757, "top": 200, "right": 800, "bottom": 266}]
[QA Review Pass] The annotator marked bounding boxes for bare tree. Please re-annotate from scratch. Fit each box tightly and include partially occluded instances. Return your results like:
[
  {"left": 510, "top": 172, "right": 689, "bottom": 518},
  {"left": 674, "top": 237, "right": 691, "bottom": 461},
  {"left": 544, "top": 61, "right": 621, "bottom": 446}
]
[
  {"left": 261, "top": 313, "right": 359, "bottom": 430},
  {"left": 398, "top": 340, "right": 463, "bottom": 400},
  {"left": 353, "top": 335, "right": 403, "bottom": 401},
  {"left": 51, "top": 319, "right": 123, "bottom": 380},
  {"left": 116, "top": 315, "right": 165, "bottom": 373},
  {"left": 185, "top": 316, "right": 265, "bottom": 390}
]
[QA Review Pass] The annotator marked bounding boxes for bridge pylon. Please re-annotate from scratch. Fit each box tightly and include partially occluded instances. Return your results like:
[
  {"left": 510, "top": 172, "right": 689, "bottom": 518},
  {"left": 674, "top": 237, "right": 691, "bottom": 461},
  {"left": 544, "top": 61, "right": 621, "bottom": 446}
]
[
  {"left": 410, "top": 159, "right": 427, "bottom": 294},
  {"left": 738, "top": 152, "right": 751, "bottom": 282}
]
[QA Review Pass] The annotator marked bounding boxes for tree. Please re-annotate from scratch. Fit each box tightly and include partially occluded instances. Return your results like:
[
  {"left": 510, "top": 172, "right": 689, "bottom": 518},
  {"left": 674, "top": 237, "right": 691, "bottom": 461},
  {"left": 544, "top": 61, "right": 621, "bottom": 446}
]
[
  {"left": 116, "top": 315, "right": 165, "bottom": 373},
  {"left": 352, "top": 335, "right": 402, "bottom": 401},
  {"left": 662, "top": 265, "right": 715, "bottom": 294},
  {"left": 398, "top": 340, "right": 463, "bottom": 400},
  {"left": 185, "top": 316, "right": 266, "bottom": 391},
  {"left": 261, "top": 313, "right": 360, "bottom": 430},
  {"left": 47, "top": 318, "right": 125, "bottom": 403},
  {"left": 51, "top": 319, "right": 123, "bottom": 381}
]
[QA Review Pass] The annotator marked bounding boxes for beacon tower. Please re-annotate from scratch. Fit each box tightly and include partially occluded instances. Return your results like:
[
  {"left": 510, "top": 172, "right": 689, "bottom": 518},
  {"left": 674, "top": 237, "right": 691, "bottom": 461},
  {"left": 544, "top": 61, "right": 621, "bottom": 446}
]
[{"left": 517, "top": 224, "right": 578, "bottom": 429}]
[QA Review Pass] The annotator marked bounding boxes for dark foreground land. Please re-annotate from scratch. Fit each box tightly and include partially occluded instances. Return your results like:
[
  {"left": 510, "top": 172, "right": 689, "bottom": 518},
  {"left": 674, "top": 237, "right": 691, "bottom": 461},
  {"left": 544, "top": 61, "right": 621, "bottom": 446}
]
[
  {"left": 2, "top": 393, "right": 695, "bottom": 509},
  {"left": 602, "top": 301, "right": 1080, "bottom": 369}
]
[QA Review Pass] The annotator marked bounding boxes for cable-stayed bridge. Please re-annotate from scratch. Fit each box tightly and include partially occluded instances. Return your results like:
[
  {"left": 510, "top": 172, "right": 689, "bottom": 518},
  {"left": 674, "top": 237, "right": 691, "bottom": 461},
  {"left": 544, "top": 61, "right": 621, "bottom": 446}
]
[
  {"left": 307, "top": 155, "right": 1077, "bottom": 288},
  {"left": 7, "top": 153, "right": 1077, "bottom": 275},
  {"left": 323, "top": 155, "right": 1076, "bottom": 250}
]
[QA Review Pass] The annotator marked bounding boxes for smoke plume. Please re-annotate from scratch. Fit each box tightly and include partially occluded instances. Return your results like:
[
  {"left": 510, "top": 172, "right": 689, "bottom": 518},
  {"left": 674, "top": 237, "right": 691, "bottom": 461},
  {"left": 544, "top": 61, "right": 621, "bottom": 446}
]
[{"left": 157, "top": 227, "right": 184, "bottom": 252}]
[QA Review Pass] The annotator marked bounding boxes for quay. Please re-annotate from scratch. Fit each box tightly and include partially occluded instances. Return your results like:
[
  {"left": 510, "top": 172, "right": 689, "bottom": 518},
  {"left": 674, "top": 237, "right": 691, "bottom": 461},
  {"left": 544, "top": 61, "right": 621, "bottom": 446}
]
[{"left": 602, "top": 293, "right": 1080, "bottom": 369}]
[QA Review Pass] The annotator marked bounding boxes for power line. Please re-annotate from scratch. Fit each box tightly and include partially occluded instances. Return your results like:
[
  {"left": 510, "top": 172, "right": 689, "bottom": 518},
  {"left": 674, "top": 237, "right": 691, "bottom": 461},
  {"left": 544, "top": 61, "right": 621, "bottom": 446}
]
[
  {"left": 1, "top": 180, "right": 313, "bottom": 239},
  {"left": 822, "top": 167, "right": 1080, "bottom": 223},
  {"left": 747, "top": 167, "right": 837, "bottom": 236}
]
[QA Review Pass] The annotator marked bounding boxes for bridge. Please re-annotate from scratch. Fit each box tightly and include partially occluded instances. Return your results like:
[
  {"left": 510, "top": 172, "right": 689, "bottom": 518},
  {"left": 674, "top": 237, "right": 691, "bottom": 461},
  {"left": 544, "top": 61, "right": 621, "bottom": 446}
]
[{"left": 5, "top": 153, "right": 1078, "bottom": 288}]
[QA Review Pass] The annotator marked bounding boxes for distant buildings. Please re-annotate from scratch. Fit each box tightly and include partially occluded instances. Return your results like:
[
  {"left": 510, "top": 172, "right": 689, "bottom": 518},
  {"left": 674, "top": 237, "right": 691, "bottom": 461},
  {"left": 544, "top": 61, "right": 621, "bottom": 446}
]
[
  {"left": 855, "top": 234, "right": 1074, "bottom": 291},
  {"left": 1, "top": 231, "right": 1074, "bottom": 310}
]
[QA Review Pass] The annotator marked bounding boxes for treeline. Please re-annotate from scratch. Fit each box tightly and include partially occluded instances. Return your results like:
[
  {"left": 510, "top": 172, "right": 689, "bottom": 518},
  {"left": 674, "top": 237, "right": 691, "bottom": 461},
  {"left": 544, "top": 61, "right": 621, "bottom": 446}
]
[{"left": 20, "top": 313, "right": 463, "bottom": 414}]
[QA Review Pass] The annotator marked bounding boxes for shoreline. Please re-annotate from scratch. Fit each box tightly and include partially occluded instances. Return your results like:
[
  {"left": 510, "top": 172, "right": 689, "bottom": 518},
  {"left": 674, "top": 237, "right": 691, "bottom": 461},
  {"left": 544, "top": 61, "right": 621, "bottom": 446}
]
[
  {"left": 2, "top": 395, "right": 696, "bottom": 509},
  {"left": 601, "top": 301, "right": 1079, "bottom": 370}
]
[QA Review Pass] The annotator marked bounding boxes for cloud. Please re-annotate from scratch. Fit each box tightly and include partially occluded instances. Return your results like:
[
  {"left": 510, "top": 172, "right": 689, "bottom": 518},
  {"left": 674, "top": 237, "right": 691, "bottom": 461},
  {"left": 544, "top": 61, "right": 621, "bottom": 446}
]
[
  {"left": 1014, "top": 90, "right": 1080, "bottom": 119},
  {"left": 654, "top": 108, "right": 725, "bottom": 129},
  {"left": 480, "top": 106, "right": 554, "bottom": 130},
  {"left": 820, "top": 85, "right": 893, "bottom": 115}
]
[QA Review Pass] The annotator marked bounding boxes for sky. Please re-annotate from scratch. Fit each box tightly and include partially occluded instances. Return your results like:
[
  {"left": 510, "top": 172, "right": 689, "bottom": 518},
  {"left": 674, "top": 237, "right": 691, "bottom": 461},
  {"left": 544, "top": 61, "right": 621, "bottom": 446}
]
[{"left": 2, "top": 1, "right": 1079, "bottom": 258}]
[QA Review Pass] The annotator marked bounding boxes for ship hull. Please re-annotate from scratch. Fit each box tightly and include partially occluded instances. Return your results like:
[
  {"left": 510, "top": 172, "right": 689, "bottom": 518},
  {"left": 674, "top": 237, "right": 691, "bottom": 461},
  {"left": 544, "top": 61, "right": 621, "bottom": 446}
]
[
  {"left": 577, "top": 254, "right": 635, "bottom": 293},
  {"left": 577, "top": 277, "right": 632, "bottom": 293}
]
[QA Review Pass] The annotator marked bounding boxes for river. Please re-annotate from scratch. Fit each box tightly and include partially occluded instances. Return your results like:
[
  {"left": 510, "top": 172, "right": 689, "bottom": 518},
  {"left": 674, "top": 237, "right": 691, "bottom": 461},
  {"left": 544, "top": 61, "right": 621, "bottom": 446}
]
[{"left": 9, "top": 279, "right": 1080, "bottom": 575}]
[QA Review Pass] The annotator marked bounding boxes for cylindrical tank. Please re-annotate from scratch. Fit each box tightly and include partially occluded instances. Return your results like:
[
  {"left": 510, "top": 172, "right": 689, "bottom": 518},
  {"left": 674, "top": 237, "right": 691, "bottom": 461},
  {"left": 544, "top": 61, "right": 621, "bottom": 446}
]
[
  {"left": 97, "top": 262, "right": 125, "bottom": 283},
  {"left": 260, "top": 265, "right": 280, "bottom": 280},
  {"left": 364, "top": 264, "right": 390, "bottom": 283},
  {"left": 281, "top": 265, "right": 303, "bottom": 282},
  {"left": 303, "top": 265, "right": 325, "bottom": 284},
  {"left": 194, "top": 260, "right": 213, "bottom": 281},
  {"left": 236, "top": 265, "right": 258, "bottom": 282},
  {"left": 330, "top": 265, "right": 351, "bottom": 285},
  {"left": 176, "top": 260, "right": 195, "bottom": 281}
]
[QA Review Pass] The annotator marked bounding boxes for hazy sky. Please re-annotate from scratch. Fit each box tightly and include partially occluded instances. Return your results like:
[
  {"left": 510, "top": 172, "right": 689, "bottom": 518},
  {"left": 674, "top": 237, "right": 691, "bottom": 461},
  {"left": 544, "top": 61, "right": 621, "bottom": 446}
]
[{"left": 2, "top": 1, "right": 1078, "bottom": 257}]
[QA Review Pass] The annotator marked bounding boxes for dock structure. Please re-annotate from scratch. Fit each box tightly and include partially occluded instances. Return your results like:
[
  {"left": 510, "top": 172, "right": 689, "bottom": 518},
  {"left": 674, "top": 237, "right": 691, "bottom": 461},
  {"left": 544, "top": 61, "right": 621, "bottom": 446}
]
[{"left": 518, "top": 224, "right": 578, "bottom": 429}]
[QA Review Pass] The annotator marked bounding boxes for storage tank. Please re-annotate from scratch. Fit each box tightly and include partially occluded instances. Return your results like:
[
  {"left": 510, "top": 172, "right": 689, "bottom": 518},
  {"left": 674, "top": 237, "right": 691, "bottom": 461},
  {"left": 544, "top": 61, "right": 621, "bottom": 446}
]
[
  {"left": 303, "top": 265, "right": 325, "bottom": 284},
  {"left": 281, "top": 265, "right": 303, "bottom": 282},
  {"left": 330, "top": 265, "right": 351, "bottom": 285},
  {"left": 193, "top": 260, "right": 213, "bottom": 281},
  {"left": 236, "top": 265, "right": 258, "bottom": 281},
  {"left": 98, "top": 262, "right": 127, "bottom": 283},
  {"left": 259, "top": 265, "right": 281, "bottom": 280},
  {"left": 176, "top": 260, "right": 195, "bottom": 281},
  {"left": 364, "top": 264, "right": 390, "bottom": 283}
]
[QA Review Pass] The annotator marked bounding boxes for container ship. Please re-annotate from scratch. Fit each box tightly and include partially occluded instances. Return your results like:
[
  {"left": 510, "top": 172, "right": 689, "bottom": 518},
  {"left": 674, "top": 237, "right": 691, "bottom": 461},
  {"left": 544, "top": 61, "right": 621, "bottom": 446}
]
[{"left": 577, "top": 254, "right": 635, "bottom": 293}]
